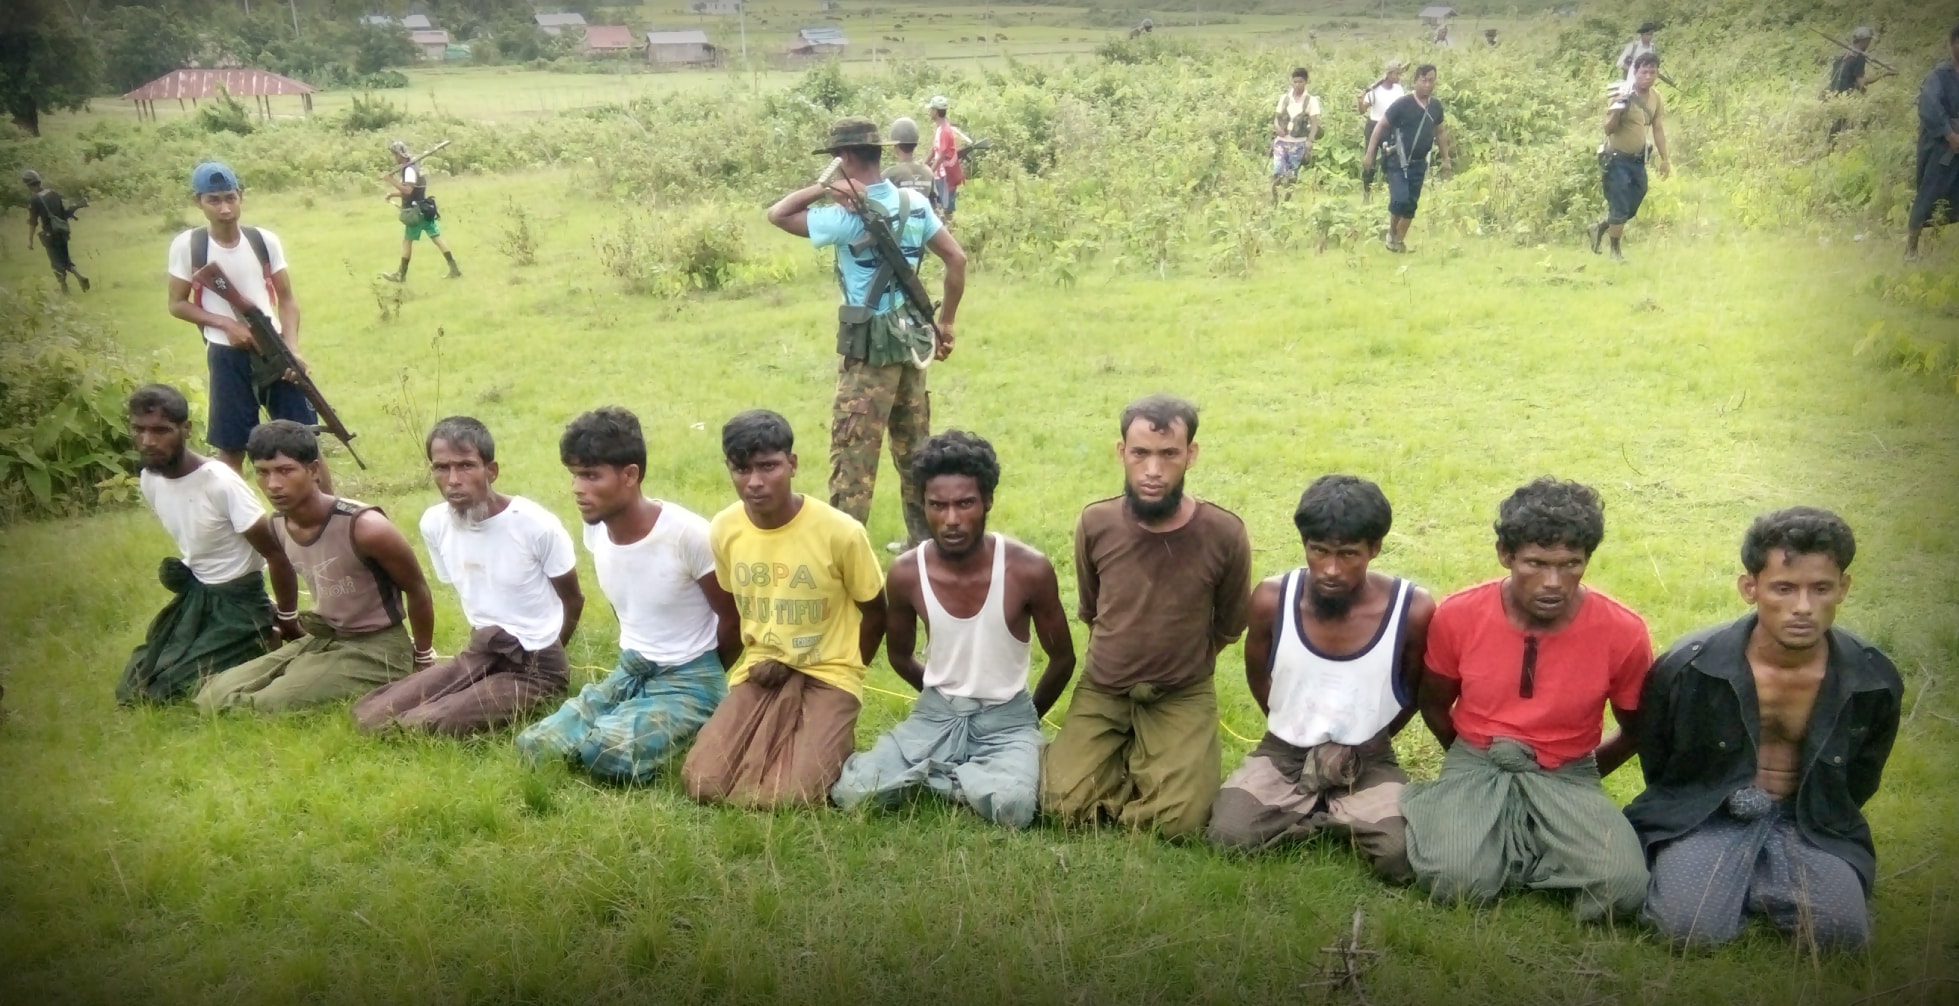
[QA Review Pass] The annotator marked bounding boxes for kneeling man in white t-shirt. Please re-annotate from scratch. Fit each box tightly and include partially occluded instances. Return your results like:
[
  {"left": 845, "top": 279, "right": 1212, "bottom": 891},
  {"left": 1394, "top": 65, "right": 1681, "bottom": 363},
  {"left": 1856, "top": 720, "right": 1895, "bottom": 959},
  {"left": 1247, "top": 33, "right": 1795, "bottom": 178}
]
[
  {"left": 119, "top": 383, "right": 302, "bottom": 705},
  {"left": 518, "top": 407, "right": 741, "bottom": 783},
  {"left": 353, "top": 417, "right": 584, "bottom": 736}
]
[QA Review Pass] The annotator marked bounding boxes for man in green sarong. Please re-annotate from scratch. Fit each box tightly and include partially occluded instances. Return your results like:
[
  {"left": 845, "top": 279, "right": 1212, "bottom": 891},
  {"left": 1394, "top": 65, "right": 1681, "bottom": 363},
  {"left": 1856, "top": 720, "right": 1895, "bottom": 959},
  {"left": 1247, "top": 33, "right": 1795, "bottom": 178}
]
[
  {"left": 119, "top": 384, "right": 301, "bottom": 704},
  {"left": 1401, "top": 477, "right": 1653, "bottom": 922}
]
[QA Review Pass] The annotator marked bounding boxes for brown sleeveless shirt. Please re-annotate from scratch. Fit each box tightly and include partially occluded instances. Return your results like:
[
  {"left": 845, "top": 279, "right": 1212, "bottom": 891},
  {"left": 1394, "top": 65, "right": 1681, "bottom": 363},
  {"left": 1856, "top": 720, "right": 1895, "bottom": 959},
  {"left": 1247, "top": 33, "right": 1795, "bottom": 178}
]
[{"left": 275, "top": 498, "right": 404, "bottom": 634}]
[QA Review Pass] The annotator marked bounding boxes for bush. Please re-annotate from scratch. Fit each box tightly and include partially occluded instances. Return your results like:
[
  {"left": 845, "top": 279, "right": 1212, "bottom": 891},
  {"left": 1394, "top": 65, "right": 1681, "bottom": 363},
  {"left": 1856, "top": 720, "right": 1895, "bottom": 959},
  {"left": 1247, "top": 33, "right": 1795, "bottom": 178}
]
[
  {"left": 596, "top": 208, "right": 749, "bottom": 296},
  {"left": 341, "top": 93, "right": 407, "bottom": 134},
  {"left": 0, "top": 287, "right": 156, "bottom": 524},
  {"left": 198, "top": 89, "right": 255, "bottom": 136}
]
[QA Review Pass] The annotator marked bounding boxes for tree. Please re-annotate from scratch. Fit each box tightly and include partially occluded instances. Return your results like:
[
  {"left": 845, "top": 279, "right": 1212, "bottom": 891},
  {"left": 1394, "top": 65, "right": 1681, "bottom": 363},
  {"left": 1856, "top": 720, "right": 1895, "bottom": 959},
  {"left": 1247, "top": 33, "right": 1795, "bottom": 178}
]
[
  {"left": 0, "top": 0, "right": 101, "bottom": 136},
  {"left": 99, "top": 5, "right": 201, "bottom": 93}
]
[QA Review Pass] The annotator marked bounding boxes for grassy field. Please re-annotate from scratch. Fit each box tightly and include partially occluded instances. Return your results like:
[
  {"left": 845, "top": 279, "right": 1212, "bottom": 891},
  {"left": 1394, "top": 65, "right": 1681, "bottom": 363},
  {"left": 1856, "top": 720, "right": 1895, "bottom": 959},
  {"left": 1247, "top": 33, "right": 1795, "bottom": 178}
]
[{"left": 2, "top": 154, "right": 1957, "bottom": 1004}]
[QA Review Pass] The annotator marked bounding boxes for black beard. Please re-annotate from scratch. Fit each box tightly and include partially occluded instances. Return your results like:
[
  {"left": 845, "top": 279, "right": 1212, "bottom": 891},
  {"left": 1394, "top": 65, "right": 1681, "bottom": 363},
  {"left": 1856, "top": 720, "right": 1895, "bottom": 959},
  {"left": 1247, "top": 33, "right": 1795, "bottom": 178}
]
[
  {"left": 142, "top": 446, "right": 186, "bottom": 473},
  {"left": 1123, "top": 478, "right": 1186, "bottom": 523},
  {"left": 1309, "top": 588, "right": 1356, "bottom": 619}
]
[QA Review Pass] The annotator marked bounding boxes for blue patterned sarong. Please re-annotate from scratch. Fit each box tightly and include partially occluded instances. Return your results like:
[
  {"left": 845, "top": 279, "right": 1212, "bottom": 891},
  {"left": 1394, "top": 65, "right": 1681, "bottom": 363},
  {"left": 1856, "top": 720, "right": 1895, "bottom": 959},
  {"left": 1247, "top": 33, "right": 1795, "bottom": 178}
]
[{"left": 517, "top": 648, "right": 726, "bottom": 784}]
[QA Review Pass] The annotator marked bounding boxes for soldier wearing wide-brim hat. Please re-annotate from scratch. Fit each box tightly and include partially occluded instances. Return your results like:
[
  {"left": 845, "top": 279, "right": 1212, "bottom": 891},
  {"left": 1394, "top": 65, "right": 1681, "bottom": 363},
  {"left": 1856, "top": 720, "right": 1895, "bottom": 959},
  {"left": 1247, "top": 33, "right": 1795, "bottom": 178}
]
[{"left": 765, "top": 117, "right": 968, "bottom": 552}]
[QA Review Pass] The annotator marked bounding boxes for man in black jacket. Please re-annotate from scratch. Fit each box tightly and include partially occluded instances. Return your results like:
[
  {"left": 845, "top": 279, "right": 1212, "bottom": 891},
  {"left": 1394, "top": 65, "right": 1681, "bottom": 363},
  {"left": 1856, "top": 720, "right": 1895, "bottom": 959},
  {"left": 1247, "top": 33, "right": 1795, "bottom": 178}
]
[{"left": 1626, "top": 507, "right": 1902, "bottom": 952}]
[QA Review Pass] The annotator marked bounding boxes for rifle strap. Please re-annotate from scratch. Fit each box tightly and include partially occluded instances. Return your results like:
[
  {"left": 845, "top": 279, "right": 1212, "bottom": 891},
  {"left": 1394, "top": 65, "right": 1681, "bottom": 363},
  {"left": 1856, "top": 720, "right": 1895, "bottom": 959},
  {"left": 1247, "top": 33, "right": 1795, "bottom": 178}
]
[{"left": 846, "top": 189, "right": 913, "bottom": 314}]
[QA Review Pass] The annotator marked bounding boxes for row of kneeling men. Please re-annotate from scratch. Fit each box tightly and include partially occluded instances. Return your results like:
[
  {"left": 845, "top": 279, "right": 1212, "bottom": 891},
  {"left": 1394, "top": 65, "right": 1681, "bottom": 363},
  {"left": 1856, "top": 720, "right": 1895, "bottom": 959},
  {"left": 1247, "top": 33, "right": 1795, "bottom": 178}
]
[{"left": 117, "top": 386, "right": 1899, "bottom": 953}]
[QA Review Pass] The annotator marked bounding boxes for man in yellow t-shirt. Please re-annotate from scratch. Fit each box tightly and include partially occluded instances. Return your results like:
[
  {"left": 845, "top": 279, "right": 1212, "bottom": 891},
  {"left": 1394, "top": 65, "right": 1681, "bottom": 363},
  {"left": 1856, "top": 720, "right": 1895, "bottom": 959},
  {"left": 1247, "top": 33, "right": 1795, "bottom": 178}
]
[
  {"left": 1587, "top": 52, "right": 1671, "bottom": 263},
  {"left": 681, "top": 409, "right": 887, "bottom": 809}
]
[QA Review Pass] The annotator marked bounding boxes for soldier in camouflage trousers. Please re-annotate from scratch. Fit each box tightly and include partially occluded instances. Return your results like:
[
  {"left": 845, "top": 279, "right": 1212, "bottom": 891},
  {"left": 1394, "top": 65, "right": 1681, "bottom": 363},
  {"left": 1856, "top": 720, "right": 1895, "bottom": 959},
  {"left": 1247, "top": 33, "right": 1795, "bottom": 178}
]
[
  {"left": 832, "top": 359, "right": 932, "bottom": 545},
  {"left": 767, "top": 117, "right": 968, "bottom": 549}
]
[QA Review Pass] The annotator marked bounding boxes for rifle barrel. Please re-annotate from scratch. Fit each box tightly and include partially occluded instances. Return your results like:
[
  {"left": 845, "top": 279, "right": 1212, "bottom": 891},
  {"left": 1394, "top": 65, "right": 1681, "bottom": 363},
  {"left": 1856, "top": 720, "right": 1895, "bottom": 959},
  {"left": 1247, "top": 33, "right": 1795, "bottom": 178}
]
[{"left": 1810, "top": 27, "right": 1898, "bottom": 74}]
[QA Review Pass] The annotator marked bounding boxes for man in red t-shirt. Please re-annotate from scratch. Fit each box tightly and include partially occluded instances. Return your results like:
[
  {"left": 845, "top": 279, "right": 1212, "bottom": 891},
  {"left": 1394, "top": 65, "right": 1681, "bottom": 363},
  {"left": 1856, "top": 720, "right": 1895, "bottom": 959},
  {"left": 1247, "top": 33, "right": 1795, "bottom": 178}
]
[
  {"left": 1401, "top": 477, "right": 1652, "bottom": 922},
  {"left": 925, "top": 95, "right": 970, "bottom": 223}
]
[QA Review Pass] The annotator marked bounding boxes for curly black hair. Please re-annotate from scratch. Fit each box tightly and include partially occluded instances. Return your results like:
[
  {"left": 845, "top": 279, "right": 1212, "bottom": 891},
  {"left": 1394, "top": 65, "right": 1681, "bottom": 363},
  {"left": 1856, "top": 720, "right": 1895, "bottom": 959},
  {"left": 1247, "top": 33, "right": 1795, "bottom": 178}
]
[
  {"left": 722, "top": 409, "right": 794, "bottom": 464},
  {"left": 1494, "top": 477, "right": 1605, "bottom": 557},
  {"left": 910, "top": 429, "right": 1000, "bottom": 504},
  {"left": 246, "top": 419, "right": 320, "bottom": 465},
  {"left": 561, "top": 406, "right": 646, "bottom": 475},
  {"left": 1293, "top": 474, "right": 1392, "bottom": 545},
  {"left": 1741, "top": 507, "right": 1856, "bottom": 575}
]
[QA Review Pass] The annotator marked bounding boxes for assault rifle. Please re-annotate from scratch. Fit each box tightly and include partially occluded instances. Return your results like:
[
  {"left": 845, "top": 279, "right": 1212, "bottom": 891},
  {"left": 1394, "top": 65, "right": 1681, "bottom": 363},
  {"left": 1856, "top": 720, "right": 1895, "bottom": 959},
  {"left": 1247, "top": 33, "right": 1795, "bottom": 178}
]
[
  {"left": 190, "top": 262, "right": 368, "bottom": 469},
  {"left": 1810, "top": 27, "right": 1898, "bottom": 77},
  {"left": 382, "top": 139, "right": 451, "bottom": 180},
  {"left": 817, "top": 157, "right": 942, "bottom": 364}
]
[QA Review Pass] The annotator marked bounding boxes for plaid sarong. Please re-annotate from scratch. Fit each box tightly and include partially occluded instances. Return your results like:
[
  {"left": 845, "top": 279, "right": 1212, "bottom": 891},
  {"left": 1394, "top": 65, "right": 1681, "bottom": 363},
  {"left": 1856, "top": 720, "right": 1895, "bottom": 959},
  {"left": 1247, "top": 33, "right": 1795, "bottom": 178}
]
[{"left": 517, "top": 648, "right": 726, "bottom": 784}]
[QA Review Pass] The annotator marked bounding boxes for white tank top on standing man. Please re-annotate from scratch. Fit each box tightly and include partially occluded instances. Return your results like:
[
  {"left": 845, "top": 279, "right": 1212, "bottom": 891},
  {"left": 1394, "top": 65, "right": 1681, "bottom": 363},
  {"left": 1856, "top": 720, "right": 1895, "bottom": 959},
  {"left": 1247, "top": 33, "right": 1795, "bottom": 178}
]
[
  {"left": 918, "top": 534, "right": 1032, "bottom": 703},
  {"left": 1265, "top": 571, "right": 1413, "bottom": 749},
  {"left": 1364, "top": 82, "right": 1407, "bottom": 126}
]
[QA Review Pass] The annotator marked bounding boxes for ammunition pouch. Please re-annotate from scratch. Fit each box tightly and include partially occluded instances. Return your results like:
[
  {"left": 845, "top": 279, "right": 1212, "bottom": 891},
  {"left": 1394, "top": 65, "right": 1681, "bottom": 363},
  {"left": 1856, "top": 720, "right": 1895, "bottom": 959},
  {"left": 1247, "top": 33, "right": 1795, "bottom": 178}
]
[
  {"left": 837, "top": 304, "right": 934, "bottom": 370},
  {"left": 837, "top": 304, "right": 875, "bottom": 361}
]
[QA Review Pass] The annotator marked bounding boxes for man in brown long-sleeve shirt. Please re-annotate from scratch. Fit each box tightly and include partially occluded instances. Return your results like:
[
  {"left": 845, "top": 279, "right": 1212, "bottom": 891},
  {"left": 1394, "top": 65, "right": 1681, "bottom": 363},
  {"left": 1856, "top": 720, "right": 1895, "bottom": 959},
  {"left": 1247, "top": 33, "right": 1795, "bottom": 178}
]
[{"left": 1040, "top": 395, "right": 1253, "bottom": 838}]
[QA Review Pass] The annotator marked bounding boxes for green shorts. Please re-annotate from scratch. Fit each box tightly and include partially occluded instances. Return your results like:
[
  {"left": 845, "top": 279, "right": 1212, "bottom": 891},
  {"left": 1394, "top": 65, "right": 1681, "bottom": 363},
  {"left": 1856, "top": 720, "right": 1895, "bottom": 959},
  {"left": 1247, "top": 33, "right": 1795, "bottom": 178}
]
[{"left": 404, "top": 218, "right": 443, "bottom": 241}]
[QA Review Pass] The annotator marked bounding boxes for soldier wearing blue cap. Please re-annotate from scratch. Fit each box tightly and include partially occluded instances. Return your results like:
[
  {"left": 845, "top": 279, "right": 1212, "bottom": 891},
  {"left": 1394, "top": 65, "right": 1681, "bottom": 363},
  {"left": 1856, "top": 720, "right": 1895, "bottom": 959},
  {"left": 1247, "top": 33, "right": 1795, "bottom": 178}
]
[{"left": 165, "top": 162, "right": 330, "bottom": 489}]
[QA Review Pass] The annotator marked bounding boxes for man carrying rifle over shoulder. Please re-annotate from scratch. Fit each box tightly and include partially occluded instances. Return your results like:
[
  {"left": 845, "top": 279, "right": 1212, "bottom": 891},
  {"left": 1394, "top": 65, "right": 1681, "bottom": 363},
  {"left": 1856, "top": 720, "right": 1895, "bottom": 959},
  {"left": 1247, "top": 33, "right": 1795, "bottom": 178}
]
[
  {"left": 382, "top": 139, "right": 461, "bottom": 283},
  {"left": 167, "top": 162, "right": 331, "bottom": 490},
  {"left": 1586, "top": 53, "right": 1670, "bottom": 264},
  {"left": 1907, "top": 24, "right": 1959, "bottom": 262},
  {"left": 767, "top": 117, "right": 968, "bottom": 553}
]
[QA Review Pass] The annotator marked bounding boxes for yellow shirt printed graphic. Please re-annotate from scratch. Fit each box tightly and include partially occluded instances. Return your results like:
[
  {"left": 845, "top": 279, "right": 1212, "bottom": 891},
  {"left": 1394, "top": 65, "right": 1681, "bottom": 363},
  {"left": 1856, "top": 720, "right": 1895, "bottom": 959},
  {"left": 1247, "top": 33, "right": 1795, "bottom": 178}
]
[{"left": 709, "top": 497, "right": 884, "bottom": 697}]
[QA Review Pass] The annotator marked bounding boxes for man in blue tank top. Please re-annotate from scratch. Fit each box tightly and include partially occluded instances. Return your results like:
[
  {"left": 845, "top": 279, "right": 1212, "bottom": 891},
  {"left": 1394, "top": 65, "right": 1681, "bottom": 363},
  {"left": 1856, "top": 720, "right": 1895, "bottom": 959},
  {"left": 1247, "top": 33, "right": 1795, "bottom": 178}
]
[{"left": 1207, "top": 474, "right": 1435, "bottom": 881}]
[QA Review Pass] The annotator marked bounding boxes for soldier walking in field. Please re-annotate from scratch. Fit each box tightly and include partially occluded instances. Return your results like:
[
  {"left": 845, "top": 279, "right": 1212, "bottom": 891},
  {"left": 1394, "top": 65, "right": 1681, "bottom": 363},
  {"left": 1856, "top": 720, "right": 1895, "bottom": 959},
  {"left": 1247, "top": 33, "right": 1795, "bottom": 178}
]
[
  {"left": 767, "top": 118, "right": 968, "bottom": 551},
  {"left": 1906, "top": 25, "right": 1959, "bottom": 261},
  {"left": 1586, "top": 53, "right": 1671, "bottom": 263},
  {"left": 1363, "top": 64, "right": 1452, "bottom": 253},
  {"left": 1616, "top": 22, "right": 1659, "bottom": 83},
  {"left": 22, "top": 170, "right": 90, "bottom": 293},
  {"left": 381, "top": 139, "right": 461, "bottom": 283}
]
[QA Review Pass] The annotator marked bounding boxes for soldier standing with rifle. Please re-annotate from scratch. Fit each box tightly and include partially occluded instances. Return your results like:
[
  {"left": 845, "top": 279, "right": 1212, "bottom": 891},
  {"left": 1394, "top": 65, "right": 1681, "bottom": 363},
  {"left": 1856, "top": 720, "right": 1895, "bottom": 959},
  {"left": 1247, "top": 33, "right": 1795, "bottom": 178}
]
[
  {"left": 167, "top": 162, "right": 331, "bottom": 491},
  {"left": 1906, "top": 24, "right": 1959, "bottom": 262},
  {"left": 766, "top": 118, "right": 967, "bottom": 552}
]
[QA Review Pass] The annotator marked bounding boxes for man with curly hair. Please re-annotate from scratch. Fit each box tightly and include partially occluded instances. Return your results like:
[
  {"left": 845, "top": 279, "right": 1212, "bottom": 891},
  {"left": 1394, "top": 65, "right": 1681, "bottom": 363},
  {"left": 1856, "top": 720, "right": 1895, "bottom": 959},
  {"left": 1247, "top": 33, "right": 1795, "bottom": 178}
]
[
  {"left": 1628, "top": 508, "right": 1899, "bottom": 952},
  {"left": 832, "top": 431, "right": 1077, "bottom": 827},
  {"left": 1401, "top": 477, "right": 1652, "bottom": 922}
]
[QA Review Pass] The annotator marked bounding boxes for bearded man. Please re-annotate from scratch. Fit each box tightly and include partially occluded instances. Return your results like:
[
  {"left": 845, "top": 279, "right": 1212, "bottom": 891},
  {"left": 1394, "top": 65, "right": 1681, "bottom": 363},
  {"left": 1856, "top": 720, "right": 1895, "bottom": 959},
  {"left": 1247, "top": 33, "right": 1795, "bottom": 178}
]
[{"left": 1039, "top": 394, "right": 1253, "bottom": 839}]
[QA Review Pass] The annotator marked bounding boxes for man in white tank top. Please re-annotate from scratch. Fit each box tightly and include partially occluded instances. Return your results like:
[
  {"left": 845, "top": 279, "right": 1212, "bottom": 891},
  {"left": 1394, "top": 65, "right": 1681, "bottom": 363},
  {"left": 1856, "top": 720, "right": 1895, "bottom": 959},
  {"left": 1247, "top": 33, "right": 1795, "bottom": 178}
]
[
  {"left": 832, "top": 432, "right": 1077, "bottom": 828},
  {"left": 1208, "top": 475, "right": 1434, "bottom": 882}
]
